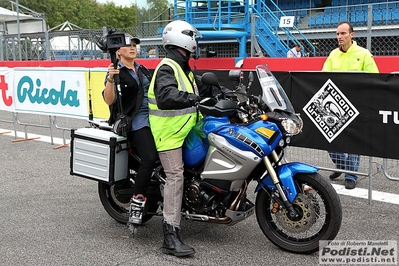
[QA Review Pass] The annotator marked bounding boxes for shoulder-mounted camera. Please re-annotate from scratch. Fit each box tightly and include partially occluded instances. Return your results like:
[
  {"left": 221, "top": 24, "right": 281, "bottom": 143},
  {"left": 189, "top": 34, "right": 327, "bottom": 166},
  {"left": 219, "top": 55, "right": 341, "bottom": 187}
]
[{"left": 97, "top": 28, "right": 132, "bottom": 53}]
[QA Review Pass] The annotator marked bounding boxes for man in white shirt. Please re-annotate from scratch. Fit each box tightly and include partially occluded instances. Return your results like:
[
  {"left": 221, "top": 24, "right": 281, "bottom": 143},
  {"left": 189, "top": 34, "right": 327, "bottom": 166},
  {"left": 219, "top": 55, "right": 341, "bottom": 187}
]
[{"left": 287, "top": 44, "right": 302, "bottom": 58}]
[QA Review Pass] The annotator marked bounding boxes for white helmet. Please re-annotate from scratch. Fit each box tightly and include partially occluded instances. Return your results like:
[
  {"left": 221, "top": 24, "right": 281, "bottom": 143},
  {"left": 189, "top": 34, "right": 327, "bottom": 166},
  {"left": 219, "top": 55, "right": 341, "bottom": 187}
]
[{"left": 162, "top": 20, "right": 201, "bottom": 53}]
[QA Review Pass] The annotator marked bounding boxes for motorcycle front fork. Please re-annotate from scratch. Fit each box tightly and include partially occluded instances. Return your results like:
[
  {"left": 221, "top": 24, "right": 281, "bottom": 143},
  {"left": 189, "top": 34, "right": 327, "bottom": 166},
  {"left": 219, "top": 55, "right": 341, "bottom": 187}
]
[{"left": 263, "top": 151, "right": 299, "bottom": 219}]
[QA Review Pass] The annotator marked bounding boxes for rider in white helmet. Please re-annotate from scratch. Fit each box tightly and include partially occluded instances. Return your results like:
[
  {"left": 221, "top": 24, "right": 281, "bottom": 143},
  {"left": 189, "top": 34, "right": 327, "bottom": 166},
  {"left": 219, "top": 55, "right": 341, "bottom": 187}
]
[
  {"left": 148, "top": 20, "right": 206, "bottom": 257},
  {"left": 162, "top": 20, "right": 200, "bottom": 54}
]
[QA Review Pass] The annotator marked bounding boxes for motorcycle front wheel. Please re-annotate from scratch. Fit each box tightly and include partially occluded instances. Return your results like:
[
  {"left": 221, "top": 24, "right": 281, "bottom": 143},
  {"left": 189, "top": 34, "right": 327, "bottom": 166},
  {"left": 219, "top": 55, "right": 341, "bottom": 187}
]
[
  {"left": 255, "top": 173, "right": 342, "bottom": 254},
  {"left": 98, "top": 181, "right": 157, "bottom": 224}
]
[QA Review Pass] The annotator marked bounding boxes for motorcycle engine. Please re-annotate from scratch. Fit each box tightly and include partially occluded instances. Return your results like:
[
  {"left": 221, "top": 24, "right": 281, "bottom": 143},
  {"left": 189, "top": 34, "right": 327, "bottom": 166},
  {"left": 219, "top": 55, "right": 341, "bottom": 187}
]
[{"left": 184, "top": 180, "right": 219, "bottom": 213}]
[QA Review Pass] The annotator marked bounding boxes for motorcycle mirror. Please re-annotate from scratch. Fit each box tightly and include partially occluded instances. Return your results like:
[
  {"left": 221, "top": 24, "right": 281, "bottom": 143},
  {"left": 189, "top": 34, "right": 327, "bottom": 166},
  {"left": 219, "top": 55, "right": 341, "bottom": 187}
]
[
  {"left": 201, "top": 72, "right": 220, "bottom": 88},
  {"left": 248, "top": 71, "right": 254, "bottom": 84},
  {"left": 228, "top": 70, "right": 242, "bottom": 84},
  {"left": 247, "top": 71, "right": 254, "bottom": 91}
]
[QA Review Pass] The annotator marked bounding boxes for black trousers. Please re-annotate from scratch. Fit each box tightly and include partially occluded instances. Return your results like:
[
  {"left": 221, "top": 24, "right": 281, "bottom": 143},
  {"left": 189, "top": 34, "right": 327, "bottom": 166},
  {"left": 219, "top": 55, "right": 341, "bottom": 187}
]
[{"left": 129, "top": 126, "right": 157, "bottom": 196}]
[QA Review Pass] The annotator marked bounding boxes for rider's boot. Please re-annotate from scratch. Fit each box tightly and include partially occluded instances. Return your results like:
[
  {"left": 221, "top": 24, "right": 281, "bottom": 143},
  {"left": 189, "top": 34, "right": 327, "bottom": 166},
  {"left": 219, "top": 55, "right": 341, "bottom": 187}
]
[
  {"left": 128, "top": 194, "right": 146, "bottom": 225},
  {"left": 162, "top": 220, "right": 195, "bottom": 257}
]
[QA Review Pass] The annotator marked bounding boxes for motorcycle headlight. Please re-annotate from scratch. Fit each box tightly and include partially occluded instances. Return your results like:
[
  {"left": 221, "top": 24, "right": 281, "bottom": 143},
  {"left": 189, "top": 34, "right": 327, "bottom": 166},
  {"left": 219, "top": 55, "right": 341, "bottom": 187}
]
[{"left": 281, "top": 114, "right": 303, "bottom": 136}]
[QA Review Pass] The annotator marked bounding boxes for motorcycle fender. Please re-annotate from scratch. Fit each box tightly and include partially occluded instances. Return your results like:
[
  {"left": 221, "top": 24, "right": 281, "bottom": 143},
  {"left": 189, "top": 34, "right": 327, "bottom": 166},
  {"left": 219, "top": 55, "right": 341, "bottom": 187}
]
[{"left": 255, "top": 162, "right": 319, "bottom": 203}]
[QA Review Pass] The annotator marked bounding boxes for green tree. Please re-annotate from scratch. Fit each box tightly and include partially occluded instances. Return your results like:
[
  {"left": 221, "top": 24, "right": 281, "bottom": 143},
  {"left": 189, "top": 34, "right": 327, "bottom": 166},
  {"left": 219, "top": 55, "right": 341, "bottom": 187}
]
[
  {"left": 145, "top": 0, "right": 172, "bottom": 21},
  {"left": 15, "top": 0, "right": 139, "bottom": 29},
  {"left": 7, "top": 0, "right": 170, "bottom": 29}
]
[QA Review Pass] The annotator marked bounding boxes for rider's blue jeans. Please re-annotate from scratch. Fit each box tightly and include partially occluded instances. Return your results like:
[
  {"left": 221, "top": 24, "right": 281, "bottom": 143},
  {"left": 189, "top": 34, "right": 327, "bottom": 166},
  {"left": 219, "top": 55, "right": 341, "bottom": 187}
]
[{"left": 328, "top": 151, "right": 360, "bottom": 182}]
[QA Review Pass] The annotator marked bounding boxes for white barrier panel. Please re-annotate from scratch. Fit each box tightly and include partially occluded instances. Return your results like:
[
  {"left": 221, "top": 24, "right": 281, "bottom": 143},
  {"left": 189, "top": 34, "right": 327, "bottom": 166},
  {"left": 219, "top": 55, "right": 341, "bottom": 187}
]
[
  {"left": 0, "top": 67, "right": 110, "bottom": 120},
  {"left": 0, "top": 67, "right": 15, "bottom": 112},
  {"left": 13, "top": 67, "right": 88, "bottom": 118}
]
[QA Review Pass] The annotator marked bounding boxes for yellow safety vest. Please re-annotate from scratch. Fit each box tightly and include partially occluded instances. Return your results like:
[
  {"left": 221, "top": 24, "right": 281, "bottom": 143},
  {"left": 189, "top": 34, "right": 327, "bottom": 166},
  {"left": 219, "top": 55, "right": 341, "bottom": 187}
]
[
  {"left": 322, "top": 41, "right": 379, "bottom": 73},
  {"left": 148, "top": 58, "right": 199, "bottom": 151}
]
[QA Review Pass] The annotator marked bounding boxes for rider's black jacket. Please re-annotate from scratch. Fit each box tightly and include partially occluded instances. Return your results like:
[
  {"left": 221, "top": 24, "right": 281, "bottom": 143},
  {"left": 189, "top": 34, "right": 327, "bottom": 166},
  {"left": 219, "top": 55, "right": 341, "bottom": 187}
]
[{"left": 153, "top": 47, "right": 211, "bottom": 110}]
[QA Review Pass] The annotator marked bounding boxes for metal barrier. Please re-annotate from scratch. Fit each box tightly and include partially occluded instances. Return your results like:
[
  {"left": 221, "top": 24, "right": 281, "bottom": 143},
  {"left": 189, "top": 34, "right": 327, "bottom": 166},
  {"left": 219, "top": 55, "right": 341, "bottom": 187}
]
[
  {"left": 12, "top": 112, "right": 49, "bottom": 143},
  {"left": 50, "top": 116, "right": 72, "bottom": 150},
  {"left": 0, "top": 112, "right": 13, "bottom": 135},
  {"left": 382, "top": 159, "right": 399, "bottom": 182},
  {"left": 285, "top": 146, "right": 398, "bottom": 204},
  {"left": 0, "top": 111, "right": 72, "bottom": 149}
]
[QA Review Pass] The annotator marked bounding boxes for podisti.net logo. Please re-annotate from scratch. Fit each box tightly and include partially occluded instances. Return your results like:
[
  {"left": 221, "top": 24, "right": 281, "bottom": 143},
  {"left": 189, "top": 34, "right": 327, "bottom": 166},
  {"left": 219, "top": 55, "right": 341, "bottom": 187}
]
[{"left": 319, "top": 240, "right": 397, "bottom": 265}]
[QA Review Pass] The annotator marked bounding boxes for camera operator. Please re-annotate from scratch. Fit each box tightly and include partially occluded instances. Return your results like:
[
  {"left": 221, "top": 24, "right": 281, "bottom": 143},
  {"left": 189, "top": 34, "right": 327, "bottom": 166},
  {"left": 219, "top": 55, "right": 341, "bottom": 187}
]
[{"left": 102, "top": 34, "right": 157, "bottom": 228}]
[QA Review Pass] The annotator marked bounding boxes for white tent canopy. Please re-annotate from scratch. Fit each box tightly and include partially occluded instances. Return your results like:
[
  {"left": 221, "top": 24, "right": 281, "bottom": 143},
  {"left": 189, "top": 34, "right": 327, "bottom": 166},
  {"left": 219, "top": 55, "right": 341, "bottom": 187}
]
[
  {"left": 0, "top": 6, "right": 45, "bottom": 34},
  {"left": 49, "top": 21, "right": 100, "bottom": 51},
  {"left": 0, "top": 6, "right": 35, "bottom": 22},
  {"left": 50, "top": 35, "right": 100, "bottom": 51}
]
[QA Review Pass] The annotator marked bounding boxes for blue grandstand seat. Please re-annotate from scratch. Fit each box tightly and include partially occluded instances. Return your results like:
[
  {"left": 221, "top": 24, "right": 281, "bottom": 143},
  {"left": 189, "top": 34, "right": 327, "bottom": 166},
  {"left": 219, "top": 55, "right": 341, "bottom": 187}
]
[
  {"left": 281, "top": 3, "right": 288, "bottom": 10},
  {"left": 355, "top": 11, "right": 366, "bottom": 25},
  {"left": 285, "top": 11, "right": 294, "bottom": 16},
  {"left": 331, "top": 13, "right": 339, "bottom": 25},
  {"left": 382, "top": 9, "right": 391, "bottom": 24},
  {"left": 392, "top": 9, "right": 399, "bottom": 23},
  {"left": 388, "top": 2, "right": 396, "bottom": 9},
  {"left": 316, "top": 14, "right": 323, "bottom": 27},
  {"left": 324, "top": 14, "right": 332, "bottom": 27},
  {"left": 308, "top": 17, "right": 316, "bottom": 27},
  {"left": 354, "top": 5, "right": 363, "bottom": 12},
  {"left": 339, "top": 13, "right": 347, "bottom": 23},
  {"left": 375, "top": 3, "right": 386, "bottom": 10},
  {"left": 373, "top": 10, "right": 383, "bottom": 24},
  {"left": 349, "top": 12, "right": 356, "bottom": 24}
]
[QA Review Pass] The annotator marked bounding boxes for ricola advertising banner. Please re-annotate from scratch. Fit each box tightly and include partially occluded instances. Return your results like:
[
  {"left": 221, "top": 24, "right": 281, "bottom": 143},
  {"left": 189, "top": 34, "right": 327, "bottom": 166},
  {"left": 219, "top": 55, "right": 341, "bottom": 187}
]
[{"left": 0, "top": 67, "right": 110, "bottom": 119}]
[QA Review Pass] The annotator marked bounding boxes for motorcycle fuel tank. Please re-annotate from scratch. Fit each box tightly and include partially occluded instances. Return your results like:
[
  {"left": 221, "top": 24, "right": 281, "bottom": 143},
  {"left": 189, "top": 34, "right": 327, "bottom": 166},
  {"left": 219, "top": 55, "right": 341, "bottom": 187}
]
[{"left": 182, "top": 116, "right": 229, "bottom": 167}]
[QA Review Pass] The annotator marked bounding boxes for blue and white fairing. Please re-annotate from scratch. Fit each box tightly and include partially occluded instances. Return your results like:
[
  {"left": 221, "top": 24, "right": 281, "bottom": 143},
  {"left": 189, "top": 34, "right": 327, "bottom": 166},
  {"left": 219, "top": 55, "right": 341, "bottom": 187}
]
[
  {"left": 183, "top": 116, "right": 283, "bottom": 167},
  {"left": 182, "top": 64, "right": 297, "bottom": 168},
  {"left": 182, "top": 64, "right": 315, "bottom": 202}
]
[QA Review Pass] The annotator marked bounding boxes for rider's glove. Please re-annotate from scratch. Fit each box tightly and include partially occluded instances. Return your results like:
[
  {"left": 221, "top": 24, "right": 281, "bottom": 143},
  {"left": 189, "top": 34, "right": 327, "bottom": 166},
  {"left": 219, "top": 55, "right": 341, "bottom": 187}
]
[{"left": 189, "top": 93, "right": 201, "bottom": 106}]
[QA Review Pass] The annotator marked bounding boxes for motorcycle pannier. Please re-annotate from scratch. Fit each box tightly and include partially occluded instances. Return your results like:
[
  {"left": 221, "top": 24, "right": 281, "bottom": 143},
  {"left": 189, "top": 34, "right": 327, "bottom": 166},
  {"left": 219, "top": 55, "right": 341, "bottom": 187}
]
[{"left": 70, "top": 127, "right": 128, "bottom": 184}]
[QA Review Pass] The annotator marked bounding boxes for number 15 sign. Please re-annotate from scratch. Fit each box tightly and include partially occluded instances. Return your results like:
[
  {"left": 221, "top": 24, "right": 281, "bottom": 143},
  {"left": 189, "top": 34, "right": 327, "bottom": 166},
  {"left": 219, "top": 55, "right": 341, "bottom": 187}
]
[{"left": 279, "top": 16, "right": 295, "bottom": 27}]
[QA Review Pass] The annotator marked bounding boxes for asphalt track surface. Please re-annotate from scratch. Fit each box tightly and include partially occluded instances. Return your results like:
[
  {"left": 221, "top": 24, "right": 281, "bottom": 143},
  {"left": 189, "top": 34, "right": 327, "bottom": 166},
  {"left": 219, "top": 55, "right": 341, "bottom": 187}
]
[{"left": 0, "top": 113, "right": 398, "bottom": 266}]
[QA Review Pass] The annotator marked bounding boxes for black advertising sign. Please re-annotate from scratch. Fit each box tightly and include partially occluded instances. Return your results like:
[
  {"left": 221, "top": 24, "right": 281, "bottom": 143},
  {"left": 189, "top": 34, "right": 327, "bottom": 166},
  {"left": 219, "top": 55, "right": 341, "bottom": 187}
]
[
  {"left": 289, "top": 72, "right": 399, "bottom": 159},
  {"left": 211, "top": 70, "right": 399, "bottom": 160}
]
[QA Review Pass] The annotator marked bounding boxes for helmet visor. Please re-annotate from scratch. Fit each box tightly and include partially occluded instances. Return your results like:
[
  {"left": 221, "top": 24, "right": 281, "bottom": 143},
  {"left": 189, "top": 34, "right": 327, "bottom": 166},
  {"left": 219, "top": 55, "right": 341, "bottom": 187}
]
[{"left": 182, "top": 29, "right": 202, "bottom": 40}]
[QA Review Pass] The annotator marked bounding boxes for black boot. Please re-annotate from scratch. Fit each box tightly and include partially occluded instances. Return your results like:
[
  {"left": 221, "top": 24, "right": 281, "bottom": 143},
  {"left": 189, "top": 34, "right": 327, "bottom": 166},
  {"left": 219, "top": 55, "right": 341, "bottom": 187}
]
[{"left": 162, "top": 221, "right": 195, "bottom": 257}]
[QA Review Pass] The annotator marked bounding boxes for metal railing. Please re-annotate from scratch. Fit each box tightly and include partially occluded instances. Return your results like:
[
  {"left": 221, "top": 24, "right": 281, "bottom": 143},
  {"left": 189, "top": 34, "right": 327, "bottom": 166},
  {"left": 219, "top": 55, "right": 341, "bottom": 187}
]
[
  {"left": 1, "top": 2, "right": 399, "bottom": 60},
  {"left": 284, "top": 146, "right": 399, "bottom": 204}
]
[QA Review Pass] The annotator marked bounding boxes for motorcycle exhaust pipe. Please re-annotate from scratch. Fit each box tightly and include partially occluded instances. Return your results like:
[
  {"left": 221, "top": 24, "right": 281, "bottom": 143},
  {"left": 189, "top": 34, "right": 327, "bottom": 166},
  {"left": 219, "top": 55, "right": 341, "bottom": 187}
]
[{"left": 182, "top": 212, "right": 232, "bottom": 224}]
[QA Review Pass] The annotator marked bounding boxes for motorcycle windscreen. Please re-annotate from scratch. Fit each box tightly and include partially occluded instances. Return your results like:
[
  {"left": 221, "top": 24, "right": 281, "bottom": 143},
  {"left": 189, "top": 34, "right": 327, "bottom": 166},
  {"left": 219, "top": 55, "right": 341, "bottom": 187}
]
[{"left": 256, "top": 64, "right": 295, "bottom": 113}]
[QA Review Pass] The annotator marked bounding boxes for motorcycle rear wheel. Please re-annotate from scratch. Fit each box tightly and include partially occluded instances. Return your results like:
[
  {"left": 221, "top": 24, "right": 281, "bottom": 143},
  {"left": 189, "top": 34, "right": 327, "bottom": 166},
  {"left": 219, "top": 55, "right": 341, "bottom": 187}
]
[
  {"left": 98, "top": 181, "right": 157, "bottom": 224},
  {"left": 255, "top": 173, "right": 342, "bottom": 254}
]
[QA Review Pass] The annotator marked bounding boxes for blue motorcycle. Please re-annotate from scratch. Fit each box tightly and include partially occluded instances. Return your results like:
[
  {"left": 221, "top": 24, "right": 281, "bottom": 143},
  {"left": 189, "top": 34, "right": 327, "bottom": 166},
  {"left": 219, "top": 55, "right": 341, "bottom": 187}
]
[{"left": 90, "top": 64, "right": 342, "bottom": 254}]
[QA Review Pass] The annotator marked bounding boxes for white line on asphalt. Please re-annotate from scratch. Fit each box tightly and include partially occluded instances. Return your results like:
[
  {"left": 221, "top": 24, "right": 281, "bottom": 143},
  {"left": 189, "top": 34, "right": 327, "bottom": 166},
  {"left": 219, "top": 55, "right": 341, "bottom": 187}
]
[
  {"left": 1, "top": 128, "right": 399, "bottom": 205},
  {"left": 332, "top": 184, "right": 399, "bottom": 205},
  {"left": 0, "top": 128, "right": 68, "bottom": 146}
]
